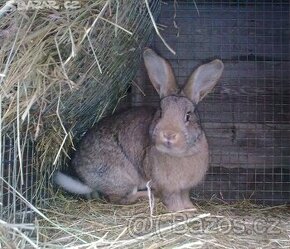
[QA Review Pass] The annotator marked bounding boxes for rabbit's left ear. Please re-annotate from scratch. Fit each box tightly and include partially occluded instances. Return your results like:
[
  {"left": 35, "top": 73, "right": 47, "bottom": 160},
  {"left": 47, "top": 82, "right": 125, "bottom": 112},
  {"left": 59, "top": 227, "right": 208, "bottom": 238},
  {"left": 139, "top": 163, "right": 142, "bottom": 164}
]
[
  {"left": 183, "top": 59, "right": 224, "bottom": 104},
  {"left": 143, "top": 48, "right": 178, "bottom": 98}
]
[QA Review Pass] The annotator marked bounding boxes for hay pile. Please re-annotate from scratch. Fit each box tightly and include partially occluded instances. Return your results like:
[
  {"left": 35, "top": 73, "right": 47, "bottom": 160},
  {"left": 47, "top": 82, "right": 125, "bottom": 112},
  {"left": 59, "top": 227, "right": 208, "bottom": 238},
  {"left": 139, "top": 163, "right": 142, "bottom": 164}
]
[
  {"left": 0, "top": 0, "right": 160, "bottom": 223},
  {"left": 1, "top": 195, "right": 290, "bottom": 248}
]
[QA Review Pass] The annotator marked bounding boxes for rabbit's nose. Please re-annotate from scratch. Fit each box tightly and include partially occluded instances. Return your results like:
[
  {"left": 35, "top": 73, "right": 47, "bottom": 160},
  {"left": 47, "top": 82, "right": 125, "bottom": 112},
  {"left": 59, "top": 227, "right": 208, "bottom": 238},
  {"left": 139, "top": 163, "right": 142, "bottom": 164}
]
[{"left": 160, "top": 130, "right": 179, "bottom": 144}]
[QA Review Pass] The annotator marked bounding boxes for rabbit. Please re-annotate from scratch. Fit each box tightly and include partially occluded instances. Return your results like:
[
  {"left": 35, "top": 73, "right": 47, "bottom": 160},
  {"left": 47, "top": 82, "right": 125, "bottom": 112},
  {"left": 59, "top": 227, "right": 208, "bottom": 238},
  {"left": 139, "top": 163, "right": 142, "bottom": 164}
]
[{"left": 54, "top": 48, "right": 224, "bottom": 212}]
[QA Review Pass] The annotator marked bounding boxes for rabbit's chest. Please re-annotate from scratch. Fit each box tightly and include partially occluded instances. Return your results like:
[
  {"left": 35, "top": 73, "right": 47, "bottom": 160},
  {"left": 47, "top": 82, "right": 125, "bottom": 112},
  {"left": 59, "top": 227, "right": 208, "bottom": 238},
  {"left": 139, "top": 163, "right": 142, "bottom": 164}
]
[{"left": 147, "top": 149, "right": 209, "bottom": 193}]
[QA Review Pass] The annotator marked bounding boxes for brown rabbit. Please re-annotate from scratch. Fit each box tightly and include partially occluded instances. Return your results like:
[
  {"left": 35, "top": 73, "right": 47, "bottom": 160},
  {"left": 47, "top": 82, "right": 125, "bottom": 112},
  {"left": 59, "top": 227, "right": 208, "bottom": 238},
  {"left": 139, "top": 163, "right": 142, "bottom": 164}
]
[{"left": 54, "top": 48, "right": 224, "bottom": 212}]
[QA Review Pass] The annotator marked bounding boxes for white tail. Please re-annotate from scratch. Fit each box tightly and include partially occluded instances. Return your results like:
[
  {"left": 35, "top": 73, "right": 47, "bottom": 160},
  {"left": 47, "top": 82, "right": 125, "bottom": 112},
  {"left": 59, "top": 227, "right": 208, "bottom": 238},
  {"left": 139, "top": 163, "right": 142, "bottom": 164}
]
[{"left": 54, "top": 172, "right": 92, "bottom": 194}]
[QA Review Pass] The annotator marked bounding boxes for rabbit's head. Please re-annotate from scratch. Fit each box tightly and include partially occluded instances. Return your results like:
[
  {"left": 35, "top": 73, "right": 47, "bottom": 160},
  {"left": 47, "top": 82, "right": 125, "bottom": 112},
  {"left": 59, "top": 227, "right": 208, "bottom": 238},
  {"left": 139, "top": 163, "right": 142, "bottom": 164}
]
[{"left": 143, "top": 48, "right": 224, "bottom": 156}]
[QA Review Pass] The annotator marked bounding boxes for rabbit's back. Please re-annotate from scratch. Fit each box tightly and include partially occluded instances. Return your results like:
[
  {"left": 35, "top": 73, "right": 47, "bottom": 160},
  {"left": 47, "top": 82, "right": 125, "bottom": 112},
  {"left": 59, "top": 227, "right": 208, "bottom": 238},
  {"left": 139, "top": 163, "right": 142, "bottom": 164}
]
[{"left": 72, "top": 106, "right": 156, "bottom": 190}]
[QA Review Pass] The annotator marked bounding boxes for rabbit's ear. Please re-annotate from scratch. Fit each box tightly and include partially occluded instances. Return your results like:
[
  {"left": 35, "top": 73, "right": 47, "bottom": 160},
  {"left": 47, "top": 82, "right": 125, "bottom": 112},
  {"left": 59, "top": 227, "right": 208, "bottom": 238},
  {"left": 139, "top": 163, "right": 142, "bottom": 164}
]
[
  {"left": 183, "top": 59, "right": 224, "bottom": 104},
  {"left": 143, "top": 48, "right": 178, "bottom": 98}
]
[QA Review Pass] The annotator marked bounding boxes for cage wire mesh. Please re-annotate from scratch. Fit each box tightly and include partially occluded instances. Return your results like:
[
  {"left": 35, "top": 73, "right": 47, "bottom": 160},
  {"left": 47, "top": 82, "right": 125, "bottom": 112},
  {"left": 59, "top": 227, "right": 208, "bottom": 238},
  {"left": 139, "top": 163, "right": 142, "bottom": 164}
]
[
  {"left": 133, "top": 0, "right": 290, "bottom": 204},
  {"left": 0, "top": 0, "right": 161, "bottom": 223}
]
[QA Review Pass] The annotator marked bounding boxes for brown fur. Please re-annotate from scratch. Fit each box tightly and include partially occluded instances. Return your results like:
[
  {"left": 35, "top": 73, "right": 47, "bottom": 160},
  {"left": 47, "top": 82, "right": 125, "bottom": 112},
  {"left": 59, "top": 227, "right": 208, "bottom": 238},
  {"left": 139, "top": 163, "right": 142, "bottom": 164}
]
[
  {"left": 55, "top": 49, "right": 224, "bottom": 212},
  {"left": 143, "top": 134, "right": 209, "bottom": 211}
]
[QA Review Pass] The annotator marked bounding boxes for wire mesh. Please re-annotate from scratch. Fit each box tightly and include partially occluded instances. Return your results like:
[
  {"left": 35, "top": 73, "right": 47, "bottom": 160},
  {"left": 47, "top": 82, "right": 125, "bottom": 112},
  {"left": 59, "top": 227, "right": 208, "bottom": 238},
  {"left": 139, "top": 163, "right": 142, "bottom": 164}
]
[
  {"left": 0, "top": 0, "right": 161, "bottom": 223},
  {"left": 133, "top": 0, "right": 290, "bottom": 205}
]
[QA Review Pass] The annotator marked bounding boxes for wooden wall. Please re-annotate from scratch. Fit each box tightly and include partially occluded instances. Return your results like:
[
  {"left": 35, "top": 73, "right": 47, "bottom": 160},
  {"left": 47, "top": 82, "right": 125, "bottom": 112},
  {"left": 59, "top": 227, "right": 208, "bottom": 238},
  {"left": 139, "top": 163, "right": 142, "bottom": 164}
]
[{"left": 132, "top": 0, "right": 290, "bottom": 204}]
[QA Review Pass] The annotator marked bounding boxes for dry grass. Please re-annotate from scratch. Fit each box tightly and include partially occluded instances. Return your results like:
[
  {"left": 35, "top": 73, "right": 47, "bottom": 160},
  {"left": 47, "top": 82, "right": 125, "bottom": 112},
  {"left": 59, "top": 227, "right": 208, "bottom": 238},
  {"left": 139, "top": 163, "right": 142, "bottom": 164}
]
[
  {"left": 1, "top": 194, "right": 290, "bottom": 248},
  {"left": 0, "top": 0, "right": 159, "bottom": 162},
  {"left": 0, "top": 0, "right": 160, "bottom": 224}
]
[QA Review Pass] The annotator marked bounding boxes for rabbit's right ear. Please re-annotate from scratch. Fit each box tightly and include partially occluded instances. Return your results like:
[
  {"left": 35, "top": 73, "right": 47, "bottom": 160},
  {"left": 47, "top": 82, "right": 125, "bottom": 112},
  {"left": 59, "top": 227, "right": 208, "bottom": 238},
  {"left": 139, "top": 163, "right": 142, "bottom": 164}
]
[{"left": 143, "top": 48, "right": 178, "bottom": 98}]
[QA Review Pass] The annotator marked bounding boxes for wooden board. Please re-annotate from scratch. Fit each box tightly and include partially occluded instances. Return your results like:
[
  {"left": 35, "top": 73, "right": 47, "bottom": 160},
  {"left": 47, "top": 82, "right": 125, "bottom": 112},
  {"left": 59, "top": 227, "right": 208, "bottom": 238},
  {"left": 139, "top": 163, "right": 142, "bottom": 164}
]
[
  {"left": 192, "top": 166, "right": 290, "bottom": 205},
  {"left": 154, "top": 1, "right": 289, "bottom": 61},
  {"left": 205, "top": 122, "right": 290, "bottom": 169}
]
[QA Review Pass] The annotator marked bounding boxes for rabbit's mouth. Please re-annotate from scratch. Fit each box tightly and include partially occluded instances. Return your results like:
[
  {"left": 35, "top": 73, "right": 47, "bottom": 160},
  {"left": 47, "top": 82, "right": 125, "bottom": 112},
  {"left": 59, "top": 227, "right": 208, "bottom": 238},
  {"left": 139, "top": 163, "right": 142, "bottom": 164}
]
[{"left": 155, "top": 141, "right": 187, "bottom": 156}]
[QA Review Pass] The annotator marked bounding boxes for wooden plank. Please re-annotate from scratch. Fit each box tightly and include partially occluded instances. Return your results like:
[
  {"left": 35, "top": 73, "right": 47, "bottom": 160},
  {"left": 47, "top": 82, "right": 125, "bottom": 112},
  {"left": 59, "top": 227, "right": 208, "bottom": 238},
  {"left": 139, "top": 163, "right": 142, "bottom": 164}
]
[
  {"left": 134, "top": 79, "right": 290, "bottom": 98},
  {"left": 192, "top": 166, "right": 290, "bottom": 204},
  {"left": 155, "top": 2, "right": 289, "bottom": 61},
  {"left": 206, "top": 122, "right": 290, "bottom": 169}
]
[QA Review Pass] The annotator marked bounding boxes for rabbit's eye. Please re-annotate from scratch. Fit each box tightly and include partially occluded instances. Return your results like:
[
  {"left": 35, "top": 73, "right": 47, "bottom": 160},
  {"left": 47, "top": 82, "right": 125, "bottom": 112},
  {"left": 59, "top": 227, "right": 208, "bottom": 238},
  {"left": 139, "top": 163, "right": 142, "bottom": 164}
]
[{"left": 185, "top": 111, "right": 191, "bottom": 122}]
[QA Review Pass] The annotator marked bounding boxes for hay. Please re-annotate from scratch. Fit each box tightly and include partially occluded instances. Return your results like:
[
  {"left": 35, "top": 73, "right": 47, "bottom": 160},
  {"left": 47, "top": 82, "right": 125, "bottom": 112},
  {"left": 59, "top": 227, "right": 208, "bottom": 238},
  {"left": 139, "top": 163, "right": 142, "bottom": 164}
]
[
  {"left": 1, "top": 195, "right": 289, "bottom": 248},
  {"left": 0, "top": 0, "right": 161, "bottom": 223}
]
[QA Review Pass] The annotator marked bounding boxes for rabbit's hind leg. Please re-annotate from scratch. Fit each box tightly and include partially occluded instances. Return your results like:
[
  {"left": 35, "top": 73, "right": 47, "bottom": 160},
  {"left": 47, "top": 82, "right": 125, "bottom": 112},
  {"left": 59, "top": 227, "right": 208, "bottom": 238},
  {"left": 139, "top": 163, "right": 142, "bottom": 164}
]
[{"left": 94, "top": 158, "right": 148, "bottom": 205}]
